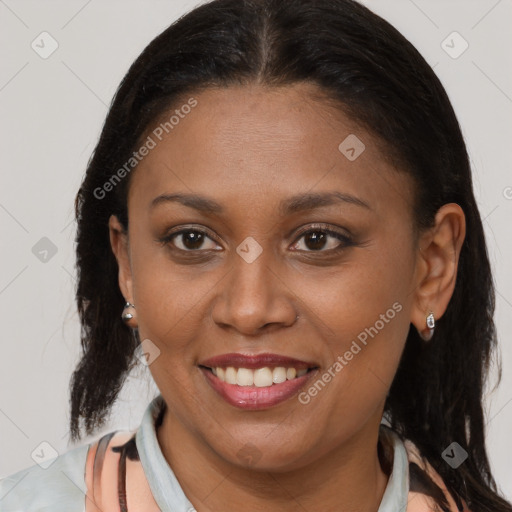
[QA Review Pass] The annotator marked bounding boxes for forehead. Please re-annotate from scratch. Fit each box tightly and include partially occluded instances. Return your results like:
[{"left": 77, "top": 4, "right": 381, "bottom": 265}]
[{"left": 128, "top": 84, "right": 414, "bottom": 220}]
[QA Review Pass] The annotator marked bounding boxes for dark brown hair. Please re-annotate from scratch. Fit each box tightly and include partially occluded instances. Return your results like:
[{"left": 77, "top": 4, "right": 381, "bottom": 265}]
[{"left": 70, "top": 1, "right": 511, "bottom": 510}]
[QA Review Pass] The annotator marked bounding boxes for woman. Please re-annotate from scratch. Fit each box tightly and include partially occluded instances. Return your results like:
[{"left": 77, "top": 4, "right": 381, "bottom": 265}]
[{"left": 1, "top": 0, "right": 510, "bottom": 511}]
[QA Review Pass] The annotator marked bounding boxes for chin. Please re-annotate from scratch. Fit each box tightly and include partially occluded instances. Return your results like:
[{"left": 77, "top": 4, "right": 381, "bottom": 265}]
[{"left": 216, "top": 437, "right": 315, "bottom": 473}]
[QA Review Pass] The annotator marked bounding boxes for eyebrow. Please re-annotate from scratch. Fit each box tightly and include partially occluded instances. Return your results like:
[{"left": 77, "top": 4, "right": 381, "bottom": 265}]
[
  {"left": 151, "top": 193, "right": 223, "bottom": 214},
  {"left": 150, "top": 191, "right": 371, "bottom": 215},
  {"left": 279, "top": 191, "right": 371, "bottom": 215}
]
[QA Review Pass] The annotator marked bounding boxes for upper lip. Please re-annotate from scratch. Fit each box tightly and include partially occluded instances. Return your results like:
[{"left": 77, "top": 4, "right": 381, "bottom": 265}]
[{"left": 199, "top": 353, "right": 317, "bottom": 370}]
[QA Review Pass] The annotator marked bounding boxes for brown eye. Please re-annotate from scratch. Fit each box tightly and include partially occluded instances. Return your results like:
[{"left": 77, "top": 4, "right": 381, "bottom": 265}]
[
  {"left": 291, "top": 226, "right": 353, "bottom": 253},
  {"left": 168, "top": 229, "right": 219, "bottom": 251},
  {"left": 303, "top": 231, "right": 328, "bottom": 250}
]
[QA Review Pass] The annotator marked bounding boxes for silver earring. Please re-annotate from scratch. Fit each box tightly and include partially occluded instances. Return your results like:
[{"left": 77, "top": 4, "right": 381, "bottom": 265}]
[
  {"left": 419, "top": 311, "right": 435, "bottom": 341},
  {"left": 122, "top": 302, "right": 136, "bottom": 322}
]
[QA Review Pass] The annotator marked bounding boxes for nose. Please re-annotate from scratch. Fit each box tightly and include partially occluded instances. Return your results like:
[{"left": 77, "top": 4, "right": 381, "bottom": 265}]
[{"left": 211, "top": 251, "right": 298, "bottom": 335}]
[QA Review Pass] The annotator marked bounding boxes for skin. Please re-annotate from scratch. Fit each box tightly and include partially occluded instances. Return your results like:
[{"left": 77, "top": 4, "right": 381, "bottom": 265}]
[{"left": 109, "top": 83, "right": 466, "bottom": 512}]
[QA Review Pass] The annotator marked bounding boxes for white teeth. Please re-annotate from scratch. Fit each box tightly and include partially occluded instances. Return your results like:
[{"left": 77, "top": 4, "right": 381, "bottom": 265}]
[
  {"left": 254, "top": 368, "right": 273, "bottom": 387},
  {"left": 272, "top": 367, "right": 287, "bottom": 384},
  {"left": 213, "top": 366, "right": 309, "bottom": 386},
  {"left": 236, "top": 368, "right": 254, "bottom": 386},
  {"left": 286, "top": 367, "right": 297, "bottom": 380},
  {"left": 224, "top": 367, "right": 237, "bottom": 385}
]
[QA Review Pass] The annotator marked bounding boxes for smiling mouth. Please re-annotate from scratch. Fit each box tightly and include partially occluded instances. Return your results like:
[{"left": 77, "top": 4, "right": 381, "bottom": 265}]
[
  {"left": 200, "top": 365, "right": 316, "bottom": 387},
  {"left": 199, "top": 364, "right": 319, "bottom": 410}
]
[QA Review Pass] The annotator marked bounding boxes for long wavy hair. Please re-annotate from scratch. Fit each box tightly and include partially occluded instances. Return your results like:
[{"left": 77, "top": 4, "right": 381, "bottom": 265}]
[{"left": 70, "top": 0, "right": 511, "bottom": 510}]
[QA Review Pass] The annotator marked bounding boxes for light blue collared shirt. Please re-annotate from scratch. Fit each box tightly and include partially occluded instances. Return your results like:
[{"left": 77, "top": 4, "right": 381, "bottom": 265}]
[{"left": 0, "top": 394, "right": 409, "bottom": 511}]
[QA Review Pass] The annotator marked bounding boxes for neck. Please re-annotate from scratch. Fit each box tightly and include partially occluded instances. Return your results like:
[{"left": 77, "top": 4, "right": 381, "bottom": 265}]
[{"left": 156, "top": 408, "right": 389, "bottom": 512}]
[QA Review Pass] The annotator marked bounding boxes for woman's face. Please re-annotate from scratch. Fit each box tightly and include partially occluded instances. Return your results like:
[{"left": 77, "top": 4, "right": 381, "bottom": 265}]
[{"left": 111, "top": 83, "right": 426, "bottom": 470}]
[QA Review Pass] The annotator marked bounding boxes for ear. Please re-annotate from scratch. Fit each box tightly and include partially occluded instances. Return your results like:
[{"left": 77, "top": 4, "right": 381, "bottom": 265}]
[
  {"left": 411, "top": 203, "right": 466, "bottom": 339},
  {"left": 109, "top": 214, "right": 135, "bottom": 306}
]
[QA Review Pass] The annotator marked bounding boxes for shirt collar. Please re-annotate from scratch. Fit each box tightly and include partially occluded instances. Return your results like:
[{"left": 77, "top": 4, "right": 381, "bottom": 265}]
[
  {"left": 377, "top": 425, "right": 410, "bottom": 511},
  {"left": 136, "top": 394, "right": 194, "bottom": 511},
  {"left": 136, "top": 394, "right": 410, "bottom": 511}
]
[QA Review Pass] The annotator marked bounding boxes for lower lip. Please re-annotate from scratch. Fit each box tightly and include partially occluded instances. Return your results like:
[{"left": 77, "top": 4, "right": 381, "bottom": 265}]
[{"left": 200, "top": 367, "right": 316, "bottom": 410}]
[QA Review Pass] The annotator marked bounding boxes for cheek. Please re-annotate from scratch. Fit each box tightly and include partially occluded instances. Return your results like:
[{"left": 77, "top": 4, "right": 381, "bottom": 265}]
[
  {"left": 302, "top": 232, "right": 414, "bottom": 409},
  {"left": 309, "top": 229, "right": 414, "bottom": 342},
  {"left": 127, "top": 231, "right": 218, "bottom": 358}
]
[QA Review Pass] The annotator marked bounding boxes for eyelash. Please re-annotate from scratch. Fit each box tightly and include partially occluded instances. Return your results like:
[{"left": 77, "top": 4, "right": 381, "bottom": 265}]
[
  {"left": 292, "top": 224, "right": 354, "bottom": 253},
  {"left": 158, "top": 223, "right": 354, "bottom": 255}
]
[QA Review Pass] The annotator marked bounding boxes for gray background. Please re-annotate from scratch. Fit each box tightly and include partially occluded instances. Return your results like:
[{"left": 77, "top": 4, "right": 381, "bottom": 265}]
[{"left": 1, "top": 0, "right": 511, "bottom": 501}]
